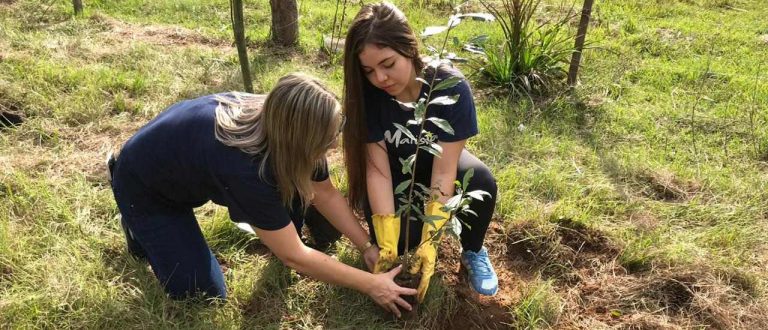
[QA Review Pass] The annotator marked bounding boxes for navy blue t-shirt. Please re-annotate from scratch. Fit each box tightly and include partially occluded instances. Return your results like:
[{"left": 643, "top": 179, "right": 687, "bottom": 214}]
[
  {"left": 112, "top": 93, "right": 328, "bottom": 231},
  {"left": 365, "top": 67, "right": 478, "bottom": 184}
]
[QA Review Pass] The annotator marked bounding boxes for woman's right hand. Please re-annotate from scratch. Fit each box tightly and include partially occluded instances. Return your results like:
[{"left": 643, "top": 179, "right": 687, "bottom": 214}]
[{"left": 366, "top": 265, "right": 418, "bottom": 318}]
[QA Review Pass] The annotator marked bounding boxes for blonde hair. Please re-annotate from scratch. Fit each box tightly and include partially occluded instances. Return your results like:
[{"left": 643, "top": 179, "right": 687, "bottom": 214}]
[{"left": 214, "top": 73, "right": 342, "bottom": 209}]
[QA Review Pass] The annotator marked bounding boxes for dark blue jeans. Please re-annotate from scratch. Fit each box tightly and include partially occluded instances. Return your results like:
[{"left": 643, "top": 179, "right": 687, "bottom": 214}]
[
  {"left": 121, "top": 210, "right": 228, "bottom": 300},
  {"left": 117, "top": 202, "right": 338, "bottom": 300}
]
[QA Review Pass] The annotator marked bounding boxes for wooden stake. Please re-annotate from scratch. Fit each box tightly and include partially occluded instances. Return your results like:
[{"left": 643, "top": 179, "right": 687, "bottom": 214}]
[
  {"left": 230, "top": 0, "right": 253, "bottom": 93},
  {"left": 568, "top": 0, "right": 594, "bottom": 86}
]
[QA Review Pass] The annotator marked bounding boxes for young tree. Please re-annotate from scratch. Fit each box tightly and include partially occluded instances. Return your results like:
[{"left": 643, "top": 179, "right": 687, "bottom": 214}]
[
  {"left": 230, "top": 0, "right": 253, "bottom": 93},
  {"left": 269, "top": 0, "right": 298, "bottom": 46}
]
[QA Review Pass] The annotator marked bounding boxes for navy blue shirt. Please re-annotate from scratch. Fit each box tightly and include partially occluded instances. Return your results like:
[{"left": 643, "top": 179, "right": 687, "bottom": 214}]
[
  {"left": 365, "top": 67, "right": 478, "bottom": 183},
  {"left": 112, "top": 93, "right": 328, "bottom": 231}
]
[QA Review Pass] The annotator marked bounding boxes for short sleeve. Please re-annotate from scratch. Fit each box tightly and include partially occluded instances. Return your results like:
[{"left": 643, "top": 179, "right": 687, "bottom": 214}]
[
  {"left": 218, "top": 172, "right": 292, "bottom": 231},
  {"left": 435, "top": 78, "right": 478, "bottom": 142}
]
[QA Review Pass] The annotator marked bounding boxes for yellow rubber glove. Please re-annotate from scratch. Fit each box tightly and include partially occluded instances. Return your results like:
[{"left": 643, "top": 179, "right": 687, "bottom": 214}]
[
  {"left": 372, "top": 214, "right": 400, "bottom": 274},
  {"left": 409, "top": 201, "right": 449, "bottom": 302}
]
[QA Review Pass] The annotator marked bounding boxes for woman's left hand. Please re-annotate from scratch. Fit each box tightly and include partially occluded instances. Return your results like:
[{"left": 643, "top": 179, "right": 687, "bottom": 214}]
[{"left": 363, "top": 245, "right": 380, "bottom": 271}]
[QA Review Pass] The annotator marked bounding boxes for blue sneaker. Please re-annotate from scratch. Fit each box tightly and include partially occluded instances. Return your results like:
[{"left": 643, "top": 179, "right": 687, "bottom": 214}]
[{"left": 461, "top": 246, "right": 498, "bottom": 296}]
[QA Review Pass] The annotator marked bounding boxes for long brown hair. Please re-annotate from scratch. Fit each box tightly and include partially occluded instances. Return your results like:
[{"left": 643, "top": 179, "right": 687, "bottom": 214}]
[
  {"left": 342, "top": 2, "right": 424, "bottom": 210},
  {"left": 215, "top": 73, "right": 342, "bottom": 209}
]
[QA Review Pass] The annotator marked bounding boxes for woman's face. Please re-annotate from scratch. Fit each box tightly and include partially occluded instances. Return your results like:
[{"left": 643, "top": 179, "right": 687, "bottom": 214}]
[{"left": 358, "top": 43, "right": 418, "bottom": 100}]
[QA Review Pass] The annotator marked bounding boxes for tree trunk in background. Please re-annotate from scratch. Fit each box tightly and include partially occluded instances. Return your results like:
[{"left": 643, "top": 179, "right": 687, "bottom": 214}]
[
  {"left": 269, "top": 0, "right": 298, "bottom": 47},
  {"left": 230, "top": 0, "right": 253, "bottom": 93},
  {"left": 568, "top": 0, "right": 594, "bottom": 86},
  {"left": 72, "top": 0, "right": 83, "bottom": 15}
]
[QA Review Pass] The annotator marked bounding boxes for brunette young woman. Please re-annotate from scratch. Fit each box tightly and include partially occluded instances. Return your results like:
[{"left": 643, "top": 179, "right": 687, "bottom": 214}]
[{"left": 342, "top": 2, "right": 499, "bottom": 302}]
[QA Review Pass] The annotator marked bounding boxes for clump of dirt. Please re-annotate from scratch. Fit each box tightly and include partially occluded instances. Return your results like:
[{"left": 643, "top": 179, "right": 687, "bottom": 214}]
[
  {"left": 428, "top": 221, "right": 519, "bottom": 329},
  {"left": 392, "top": 266, "right": 420, "bottom": 320},
  {"left": 0, "top": 111, "right": 23, "bottom": 128},
  {"left": 0, "top": 94, "right": 24, "bottom": 128},
  {"left": 505, "top": 218, "right": 620, "bottom": 284},
  {"left": 634, "top": 168, "right": 701, "bottom": 202}
]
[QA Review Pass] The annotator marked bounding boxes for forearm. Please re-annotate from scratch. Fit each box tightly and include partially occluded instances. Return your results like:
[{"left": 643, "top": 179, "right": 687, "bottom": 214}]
[
  {"left": 367, "top": 171, "right": 395, "bottom": 214},
  {"left": 285, "top": 244, "right": 374, "bottom": 293},
  {"left": 429, "top": 170, "right": 457, "bottom": 204},
  {"left": 313, "top": 187, "right": 370, "bottom": 249}
]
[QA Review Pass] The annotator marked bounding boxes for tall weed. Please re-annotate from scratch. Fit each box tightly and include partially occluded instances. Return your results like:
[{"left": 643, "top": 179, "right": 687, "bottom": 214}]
[{"left": 475, "top": 0, "right": 577, "bottom": 98}]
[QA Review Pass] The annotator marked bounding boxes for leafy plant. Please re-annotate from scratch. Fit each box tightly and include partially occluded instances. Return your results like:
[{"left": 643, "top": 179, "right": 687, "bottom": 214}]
[
  {"left": 474, "top": 0, "right": 578, "bottom": 98},
  {"left": 393, "top": 15, "right": 490, "bottom": 268}
]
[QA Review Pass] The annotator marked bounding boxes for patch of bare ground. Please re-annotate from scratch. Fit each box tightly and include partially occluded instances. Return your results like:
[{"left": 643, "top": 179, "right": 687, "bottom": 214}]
[
  {"left": 89, "top": 14, "right": 231, "bottom": 52},
  {"left": 0, "top": 118, "right": 143, "bottom": 184},
  {"left": 435, "top": 221, "right": 518, "bottom": 329},
  {"left": 573, "top": 267, "right": 768, "bottom": 329},
  {"left": 498, "top": 218, "right": 768, "bottom": 328},
  {"left": 634, "top": 168, "right": 702, "bottom": 202}
]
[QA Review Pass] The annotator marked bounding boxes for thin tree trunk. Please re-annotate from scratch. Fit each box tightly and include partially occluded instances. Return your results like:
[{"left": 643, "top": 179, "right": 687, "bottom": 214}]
[
  {"left": 72, "top": 0, "right": 83, "bottom": 15},
  {"left": 230, "top": 0, "right": 253, "bottom": 93},
  {"left": 269, "top": 0, "right": 298, "bottom": 47},
  {"left": 567, "top": 0, "right": 594, "bottom": 86}
]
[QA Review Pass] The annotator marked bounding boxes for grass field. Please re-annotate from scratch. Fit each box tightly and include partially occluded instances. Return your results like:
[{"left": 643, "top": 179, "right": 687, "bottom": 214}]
[{"left": 1, "top": 0, "right": 767, "bottom": 328}]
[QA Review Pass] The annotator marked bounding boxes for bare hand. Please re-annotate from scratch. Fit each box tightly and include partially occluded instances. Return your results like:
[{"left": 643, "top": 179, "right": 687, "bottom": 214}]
[
  {"left": 362, "top": 245, "right": 380, "bottom": 271},
  {"left": 367, "top": 265, "right": 417, "bottom": 318}
]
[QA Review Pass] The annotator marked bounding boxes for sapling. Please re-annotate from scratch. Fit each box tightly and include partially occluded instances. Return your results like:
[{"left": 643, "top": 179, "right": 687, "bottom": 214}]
[{"left": 388, "top": 13, "right": 491, "bottom": 312}]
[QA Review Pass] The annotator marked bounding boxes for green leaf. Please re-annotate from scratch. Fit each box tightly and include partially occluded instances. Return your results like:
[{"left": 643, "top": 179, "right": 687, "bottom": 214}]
[
  {"left": 429, "top": 95, "right": 459, "bottom": 106},
  {"left": 424, "top": 215, "right": 446, "bottom": 224},
  {"left": 445, "top": 194, "right": 462, "bottom": 208},
  {"left": 456, "top": 13, "right": 495, "bottom": 22},
  {"left": 396, "top": 204, "right": 408, "bottom": 216},
  {"left": 447, "top": 15, "right": 462, "bottom": 28},
  {"left": 419, "top": 144, "right": 442, "bottom": 157},
  {"left": 393, "top": 123, "right": 417, "bottom": 142},
  {"left": 415, "top": 102, "right": 427, "bottom": 119},
  {"left": 415, "top": 77, "right": 430, "bottom": 86},
  {"left": 427, "top": 117, "right": 455, "bottom": 135},
  {"left": 462, "top": 168, "right": 475, "bottom": 190},
  {"left": 467, "top": 34, "right": 489, "bottom": 45},
  {"left": 449, "top": 216, "right": 462, "bottom": 237},
  {"left": 452, "top": 36, "right": 460, "bottom": 47},
  {"left": 396, "top": 99, "right": 416, "bottom": 110},
  {"left": 433, "top": 76, "right": 462, "bottom": 91},
  {"left": 415, "top": 183, "right": 431, "bottom": 195},
  {"left": 400, "top": 154, "right": 416, "bottom": 174},
  {"left": 467, "top": 190, "right": 491, "bottom": 201},
  {"left": 394, "top": 179, "right": 412, "bottom": 195},
  {"left": 421, "top": 26, "right": 448, "bottom": 37},
  {"left": 407, "top": 118, "right": 422, "bottom": 126}
]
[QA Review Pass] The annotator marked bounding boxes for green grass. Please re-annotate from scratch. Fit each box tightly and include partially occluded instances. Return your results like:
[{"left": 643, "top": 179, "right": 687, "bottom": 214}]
[{"left": 1, "top": 0, "right": 767, "bottom": 328}]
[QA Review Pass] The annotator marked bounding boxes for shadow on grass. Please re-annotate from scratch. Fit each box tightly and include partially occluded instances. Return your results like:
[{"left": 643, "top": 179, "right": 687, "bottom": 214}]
[{"left": 238, "top": 257, "right": 293, "bottom": 328}]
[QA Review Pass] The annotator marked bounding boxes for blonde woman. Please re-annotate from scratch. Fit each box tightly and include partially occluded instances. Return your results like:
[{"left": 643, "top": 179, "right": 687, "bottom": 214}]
[{"left": 110, "top": 73, "right": 416, "bottom": 316}]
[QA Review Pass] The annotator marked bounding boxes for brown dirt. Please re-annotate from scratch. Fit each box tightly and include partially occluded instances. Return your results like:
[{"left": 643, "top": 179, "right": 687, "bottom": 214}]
[
  {"left": 635, "top": 168, "right": 701, "bottom": 202},
  {"left": 90, "top": 14, "right": 231, "bottom": 51},
  {"left": 393, "top": 269, "right": 420, "bottom": 320},
  {"left": 435, "top": 221, "right": 519, "bottom": 329}
]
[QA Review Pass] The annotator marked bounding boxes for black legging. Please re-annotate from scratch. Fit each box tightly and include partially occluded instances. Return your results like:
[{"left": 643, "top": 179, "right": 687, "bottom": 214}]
[{"left": 365, "top": 149, "right": 497, "bottom": 253}]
